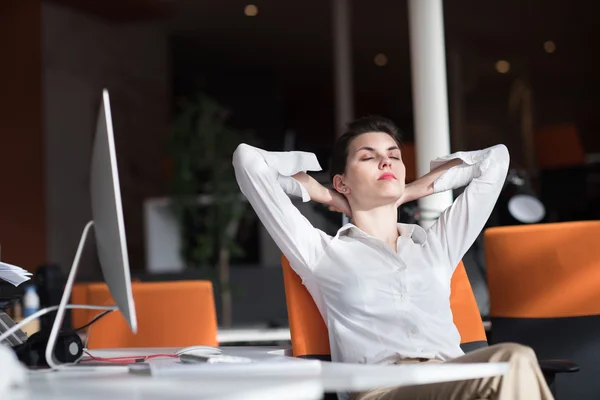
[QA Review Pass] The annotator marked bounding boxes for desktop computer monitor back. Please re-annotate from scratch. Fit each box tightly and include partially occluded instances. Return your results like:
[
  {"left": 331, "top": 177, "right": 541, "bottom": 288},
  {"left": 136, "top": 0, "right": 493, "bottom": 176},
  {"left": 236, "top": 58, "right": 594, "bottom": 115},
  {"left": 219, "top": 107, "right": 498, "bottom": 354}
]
[{"left": 90, "top": 89, "right": 138, "bottom": 333}]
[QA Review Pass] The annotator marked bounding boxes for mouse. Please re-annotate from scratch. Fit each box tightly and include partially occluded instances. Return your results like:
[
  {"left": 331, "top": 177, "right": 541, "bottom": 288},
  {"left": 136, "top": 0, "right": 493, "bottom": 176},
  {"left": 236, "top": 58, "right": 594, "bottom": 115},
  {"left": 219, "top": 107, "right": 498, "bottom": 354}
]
[{"left": 174, "top": 345, "right": 223, "bottom": 357}]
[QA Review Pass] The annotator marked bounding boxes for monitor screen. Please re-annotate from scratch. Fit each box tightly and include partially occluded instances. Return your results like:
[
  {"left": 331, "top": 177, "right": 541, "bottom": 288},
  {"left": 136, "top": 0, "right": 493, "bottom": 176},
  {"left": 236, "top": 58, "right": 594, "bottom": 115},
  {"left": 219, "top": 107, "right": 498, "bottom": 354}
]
[{"left": 90, "top": 89, "right": 138, "bottom": 333}]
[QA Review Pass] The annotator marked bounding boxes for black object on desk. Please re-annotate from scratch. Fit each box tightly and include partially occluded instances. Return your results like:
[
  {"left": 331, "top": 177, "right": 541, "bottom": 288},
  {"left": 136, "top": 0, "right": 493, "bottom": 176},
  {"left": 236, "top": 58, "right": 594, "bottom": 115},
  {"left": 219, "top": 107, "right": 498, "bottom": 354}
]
[
  {"left": 11, "top": 329, "right": 84, "bottom": 367},
  {"left": 0, "top": 281, "right": 24, "bottom": 310},
  {"left": 0, "top": 281, "right": 28, "bottom": 348},
  {"left": 35, "top": 264, "right": 70, "bottom": 331}
]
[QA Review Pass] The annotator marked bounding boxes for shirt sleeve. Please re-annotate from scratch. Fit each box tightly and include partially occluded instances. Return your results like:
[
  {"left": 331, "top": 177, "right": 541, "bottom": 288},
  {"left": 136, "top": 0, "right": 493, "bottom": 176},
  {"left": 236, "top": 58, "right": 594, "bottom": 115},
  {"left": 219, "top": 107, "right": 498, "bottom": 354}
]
[
  {"left": 232, "top": 143, "right": 329, "bottom": 278},
  {"left": 427, "top": 144, "right": 510, "bottom": 271}
]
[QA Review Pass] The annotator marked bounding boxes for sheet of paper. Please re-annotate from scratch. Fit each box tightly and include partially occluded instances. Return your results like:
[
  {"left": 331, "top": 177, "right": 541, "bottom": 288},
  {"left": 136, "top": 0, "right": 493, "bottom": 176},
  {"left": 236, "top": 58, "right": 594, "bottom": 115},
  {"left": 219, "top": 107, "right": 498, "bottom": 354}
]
[{"left": 0, "top": 261, "right": 32, "bottom": 286}]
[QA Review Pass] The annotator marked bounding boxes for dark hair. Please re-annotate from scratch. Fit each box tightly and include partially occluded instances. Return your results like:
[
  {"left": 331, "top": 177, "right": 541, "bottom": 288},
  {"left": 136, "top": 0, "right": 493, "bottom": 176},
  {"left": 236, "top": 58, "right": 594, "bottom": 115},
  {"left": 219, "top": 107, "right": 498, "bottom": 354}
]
[{"left": 329, "top": 115, "right": 402, "bottom": 181}]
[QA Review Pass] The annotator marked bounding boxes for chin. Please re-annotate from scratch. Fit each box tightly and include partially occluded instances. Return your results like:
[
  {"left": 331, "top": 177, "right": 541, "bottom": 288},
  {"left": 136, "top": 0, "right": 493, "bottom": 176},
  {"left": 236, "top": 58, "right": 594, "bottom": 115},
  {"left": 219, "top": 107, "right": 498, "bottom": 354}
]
[
  {"left": 377, "top": 183, "right": 403, "bottom": 197},
  {"left": 375, "top": 189, "right": 403, "bottom": 202}
]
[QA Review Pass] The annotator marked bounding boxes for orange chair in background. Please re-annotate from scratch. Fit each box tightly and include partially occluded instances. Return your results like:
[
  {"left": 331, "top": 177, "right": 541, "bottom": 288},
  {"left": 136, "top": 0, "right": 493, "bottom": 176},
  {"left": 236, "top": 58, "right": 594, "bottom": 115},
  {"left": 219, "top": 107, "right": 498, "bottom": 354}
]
[
  {"left": 401, "top": 142, "right": 417, "bottom": 183},
  {"left": 84, "top": 280, "right": 218, "bottom": 349},
  {"left": 534, "top": 124, "right": 585, "bottom": 170},
  {"left": 534, "top": 124, "right": 591, "bottom": 222},
  {"left": 281, "top": 255, "right": 486, "bottom": 359},
  {"left": 485, "top": 222, "right": 599, "bottom": 398}
]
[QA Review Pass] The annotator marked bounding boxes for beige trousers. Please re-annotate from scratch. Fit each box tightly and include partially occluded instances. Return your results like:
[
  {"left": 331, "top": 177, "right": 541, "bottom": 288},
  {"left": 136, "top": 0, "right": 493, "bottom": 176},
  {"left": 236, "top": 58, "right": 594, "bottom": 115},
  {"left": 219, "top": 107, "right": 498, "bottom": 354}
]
[{"left": 352, "top": 343, "right": 554, "bottom": 400}]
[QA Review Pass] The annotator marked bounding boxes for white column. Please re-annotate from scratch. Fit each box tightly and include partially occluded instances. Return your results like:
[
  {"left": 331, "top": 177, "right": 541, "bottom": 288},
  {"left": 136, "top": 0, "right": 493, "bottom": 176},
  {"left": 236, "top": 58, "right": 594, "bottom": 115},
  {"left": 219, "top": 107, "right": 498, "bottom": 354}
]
[
  {"left": 332, "top": 0, "right": 353, "bottom": 137},
  {"left": 408, "top": 0, "right": 453, "bottom": 228},
  {"left": 332, "top": 0, "right": 354, "bottom": 225}
]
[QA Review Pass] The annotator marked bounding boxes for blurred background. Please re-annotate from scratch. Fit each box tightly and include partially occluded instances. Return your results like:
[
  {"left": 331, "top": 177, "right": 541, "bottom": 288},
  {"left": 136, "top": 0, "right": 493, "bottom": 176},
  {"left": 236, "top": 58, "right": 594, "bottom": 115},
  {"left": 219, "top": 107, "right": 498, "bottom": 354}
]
[{"left": 1, "top": 0, "right": 599, "bottom": 337}]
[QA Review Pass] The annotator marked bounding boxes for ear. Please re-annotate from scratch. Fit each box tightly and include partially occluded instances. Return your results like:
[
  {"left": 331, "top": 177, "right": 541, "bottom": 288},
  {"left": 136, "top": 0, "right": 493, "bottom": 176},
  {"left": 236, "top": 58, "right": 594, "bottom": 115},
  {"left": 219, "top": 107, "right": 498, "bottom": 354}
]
[{"left": 333, "top": 174, "right": 349, "bottom": 194}]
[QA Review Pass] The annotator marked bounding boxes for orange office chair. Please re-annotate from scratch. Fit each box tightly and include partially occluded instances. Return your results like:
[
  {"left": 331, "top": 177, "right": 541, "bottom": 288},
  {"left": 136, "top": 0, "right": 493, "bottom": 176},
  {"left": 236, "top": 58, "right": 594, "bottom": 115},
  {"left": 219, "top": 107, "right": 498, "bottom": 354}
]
[
  {"left": 281, "top": 255, "right": 486, "bottom": 359},
  {"left": 282, "top": 253, "right": 574, "bottom": 397},
  {"left": 534, "top": 124, "right": 591, "bottom": 222},
  {"left": 486, "top": 222, "right": 598, "bottom": 399},
  {"left": 83, "top": 280, "right": 218, "bottom": 349},
  {"left": 70, "top": 283, "right": 90, "bottom": 330},
  {"left": 534, "top": 124, "right": 585, "bottom": 170},
  {"left": 401, "top": 142, "right": 417, "bottom": 183}
]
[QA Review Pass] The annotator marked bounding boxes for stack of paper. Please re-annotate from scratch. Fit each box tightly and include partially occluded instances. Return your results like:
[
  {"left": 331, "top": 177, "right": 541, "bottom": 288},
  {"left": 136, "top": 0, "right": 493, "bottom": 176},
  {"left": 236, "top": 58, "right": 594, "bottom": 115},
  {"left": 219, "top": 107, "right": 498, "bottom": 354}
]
[{"left": 0, "top": 262, "right": 32, "bottom": 286}]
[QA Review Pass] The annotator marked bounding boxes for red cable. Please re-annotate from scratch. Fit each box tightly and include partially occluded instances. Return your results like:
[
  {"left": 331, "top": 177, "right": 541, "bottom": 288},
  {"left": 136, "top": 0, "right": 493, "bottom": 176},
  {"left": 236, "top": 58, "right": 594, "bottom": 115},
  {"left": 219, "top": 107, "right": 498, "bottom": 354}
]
[{"left": 81, "top": 350, "right": 179, "bottom": 363}]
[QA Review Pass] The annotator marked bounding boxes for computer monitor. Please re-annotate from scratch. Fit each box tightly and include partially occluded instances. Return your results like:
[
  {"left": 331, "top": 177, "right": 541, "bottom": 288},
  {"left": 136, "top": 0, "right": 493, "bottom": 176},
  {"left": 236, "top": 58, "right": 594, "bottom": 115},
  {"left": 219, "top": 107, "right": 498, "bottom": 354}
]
[
  {"left": 0, "top": 89, "right": 138, "bottom": 368},
  {"left": 42, "top": 89, "right": 137, "bottom": 367},
  {"left": 90, "top": 89, "right": 137, "bottom": 333}
]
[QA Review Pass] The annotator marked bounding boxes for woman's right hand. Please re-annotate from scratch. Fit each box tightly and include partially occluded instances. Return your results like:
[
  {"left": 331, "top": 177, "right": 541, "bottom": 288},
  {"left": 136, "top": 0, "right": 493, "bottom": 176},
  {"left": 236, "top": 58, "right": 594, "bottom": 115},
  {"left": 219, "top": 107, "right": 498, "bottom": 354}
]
[{"left": 327, "top": 189, "right": 352, "bottom": 218}]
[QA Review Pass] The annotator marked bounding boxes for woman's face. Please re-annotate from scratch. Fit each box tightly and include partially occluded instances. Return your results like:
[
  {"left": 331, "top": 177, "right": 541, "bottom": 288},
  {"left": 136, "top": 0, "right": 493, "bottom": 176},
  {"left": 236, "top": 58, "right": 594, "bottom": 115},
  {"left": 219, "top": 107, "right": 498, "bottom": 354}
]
[{"left": 335, "top": 131, "right": 406, "bottom": 208}]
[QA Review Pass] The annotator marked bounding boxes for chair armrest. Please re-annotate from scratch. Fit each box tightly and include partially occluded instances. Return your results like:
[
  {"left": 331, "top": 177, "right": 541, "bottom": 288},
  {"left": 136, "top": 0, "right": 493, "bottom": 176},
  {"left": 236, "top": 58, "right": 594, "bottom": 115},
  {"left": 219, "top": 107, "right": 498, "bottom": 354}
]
[
  {"left": 298, "top": 354, "right": 332, "bottom": 362},
  {"left": 539, "top": 359, "right": 580, "bottom": 374}
]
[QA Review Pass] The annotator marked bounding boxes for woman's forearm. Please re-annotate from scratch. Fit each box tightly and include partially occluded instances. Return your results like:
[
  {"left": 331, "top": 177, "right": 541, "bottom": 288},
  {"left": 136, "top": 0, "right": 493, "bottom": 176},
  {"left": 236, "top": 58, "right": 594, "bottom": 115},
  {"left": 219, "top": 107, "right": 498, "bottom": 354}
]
[
  {"left": 403, "top": 158, "right": 463, "bottom": 203},
  {"left": 292, "top": 172, "right": 333, "bottom": 205}
]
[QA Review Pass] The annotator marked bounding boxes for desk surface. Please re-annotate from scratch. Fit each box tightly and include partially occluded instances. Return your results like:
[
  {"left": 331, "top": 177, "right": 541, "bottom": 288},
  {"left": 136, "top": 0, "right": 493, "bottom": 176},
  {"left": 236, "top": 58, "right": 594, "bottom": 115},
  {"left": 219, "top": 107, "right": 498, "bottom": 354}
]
[
  {"left": 4, "top": 346, "right": 509, "bottom": 400},
  {"left": 217, "top": 327, "right": 291, "bottom": 343},
  {"left": 9, "top": 368, "right": 322, "bottom": 400}
]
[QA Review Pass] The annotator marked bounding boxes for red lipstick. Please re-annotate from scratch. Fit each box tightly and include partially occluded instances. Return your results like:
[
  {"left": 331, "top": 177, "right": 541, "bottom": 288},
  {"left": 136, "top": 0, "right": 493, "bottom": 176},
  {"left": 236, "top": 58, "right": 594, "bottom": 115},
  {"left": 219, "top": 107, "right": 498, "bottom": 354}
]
[{"left": 378, "top": 172, "right": 396, "bottom": 180}]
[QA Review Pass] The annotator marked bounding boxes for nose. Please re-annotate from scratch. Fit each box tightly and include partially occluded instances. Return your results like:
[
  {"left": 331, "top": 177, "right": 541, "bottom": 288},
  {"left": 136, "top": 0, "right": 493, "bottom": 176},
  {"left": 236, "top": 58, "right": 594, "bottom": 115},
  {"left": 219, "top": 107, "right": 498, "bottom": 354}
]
[{"left": 379, "top": 156, "right": 392, "bottom": 169}]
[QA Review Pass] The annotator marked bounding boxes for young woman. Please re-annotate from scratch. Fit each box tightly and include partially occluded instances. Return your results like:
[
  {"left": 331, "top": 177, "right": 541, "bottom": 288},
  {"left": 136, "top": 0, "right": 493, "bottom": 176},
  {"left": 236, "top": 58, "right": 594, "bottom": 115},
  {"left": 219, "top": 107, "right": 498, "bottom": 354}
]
[{"left": 233, "top": 116, "right": 553, "bottom": 400}]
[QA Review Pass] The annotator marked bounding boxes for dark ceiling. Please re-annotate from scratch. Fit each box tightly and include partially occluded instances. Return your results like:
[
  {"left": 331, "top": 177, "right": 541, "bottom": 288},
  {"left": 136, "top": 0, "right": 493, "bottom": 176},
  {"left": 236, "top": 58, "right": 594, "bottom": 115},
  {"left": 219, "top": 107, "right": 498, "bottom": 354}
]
[
  {"left": 51, "top": 0, "right": 600, "bottom": 150},
  {"left": 53, "top": 0, "right": 600, "bottom": 86}
]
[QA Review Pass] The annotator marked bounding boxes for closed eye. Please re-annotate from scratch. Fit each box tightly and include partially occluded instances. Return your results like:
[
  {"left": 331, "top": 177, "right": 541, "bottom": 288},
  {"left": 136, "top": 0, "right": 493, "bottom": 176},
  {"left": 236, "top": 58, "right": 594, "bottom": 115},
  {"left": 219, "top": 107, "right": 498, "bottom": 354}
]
[
  {"left": 390, "top": 156, "right": 400, "bottom": 160},
  {"left": 361, "top": 157, "right": 374, "bottom": 161}
]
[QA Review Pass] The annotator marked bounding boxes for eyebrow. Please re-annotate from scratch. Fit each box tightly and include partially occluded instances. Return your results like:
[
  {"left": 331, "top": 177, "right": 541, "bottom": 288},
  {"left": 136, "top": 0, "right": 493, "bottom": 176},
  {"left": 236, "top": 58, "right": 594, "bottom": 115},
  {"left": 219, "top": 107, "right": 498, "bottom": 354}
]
[{"left": 356, "top": 146, "right": 400, "bottom": 153}]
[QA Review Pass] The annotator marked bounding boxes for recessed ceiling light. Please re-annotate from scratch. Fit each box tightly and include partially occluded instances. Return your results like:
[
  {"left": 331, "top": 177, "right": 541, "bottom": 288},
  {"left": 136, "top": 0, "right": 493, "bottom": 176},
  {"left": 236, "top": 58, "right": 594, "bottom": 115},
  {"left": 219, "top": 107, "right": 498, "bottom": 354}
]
[
  {"left": 495, "top": 60, "right": 510, "bottom": 74},
  {"left": 244, "top": 4, "right": 259, "bottom": 17},
  {"left": 543, "top": 40, "right": 556, "bottom": 53},
  {"left": 374, "top": 53, "right": 388, "bottom": 67}
]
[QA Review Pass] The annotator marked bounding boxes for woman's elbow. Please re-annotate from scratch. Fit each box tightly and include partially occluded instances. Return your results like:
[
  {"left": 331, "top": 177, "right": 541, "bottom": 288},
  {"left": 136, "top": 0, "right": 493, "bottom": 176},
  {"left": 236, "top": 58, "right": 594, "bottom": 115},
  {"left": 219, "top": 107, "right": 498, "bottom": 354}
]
[
  {"left": 232, "top": 143, "right": 256, "bottom": 170},
  {"left": 491, "top": 144, "right": 510, "bottom": 170}
]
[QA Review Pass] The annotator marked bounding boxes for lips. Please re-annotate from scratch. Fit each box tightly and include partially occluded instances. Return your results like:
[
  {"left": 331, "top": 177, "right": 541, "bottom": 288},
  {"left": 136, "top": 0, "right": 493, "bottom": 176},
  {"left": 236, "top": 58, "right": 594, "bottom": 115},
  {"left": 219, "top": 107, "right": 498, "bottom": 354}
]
[{"left": 378, "top": 172, "right": 396, "bottom": 180}]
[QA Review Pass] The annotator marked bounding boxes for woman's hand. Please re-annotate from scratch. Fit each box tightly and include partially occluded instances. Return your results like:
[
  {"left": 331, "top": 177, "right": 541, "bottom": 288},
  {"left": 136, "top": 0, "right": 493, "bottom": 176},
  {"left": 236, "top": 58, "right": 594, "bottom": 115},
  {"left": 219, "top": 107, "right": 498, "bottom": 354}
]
[
  {"left": 395, "top": 183, "right": 415, "bottom": 208},
  {"left": 396, "top": 158, "right": 463, "bottom": 208},
  {"left": 327, "top": 189, "right": 352, "bottom": 218},
  {"left": 292, "top": 172, "right": 352, "bottom": 217}
]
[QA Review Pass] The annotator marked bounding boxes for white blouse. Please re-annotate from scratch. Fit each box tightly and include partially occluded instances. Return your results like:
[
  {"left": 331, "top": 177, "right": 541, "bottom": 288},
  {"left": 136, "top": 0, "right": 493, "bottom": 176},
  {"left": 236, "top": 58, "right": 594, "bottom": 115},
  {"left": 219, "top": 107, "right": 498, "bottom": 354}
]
[{"left": 233, "top": 143, "right": 509, "bottom": 366}]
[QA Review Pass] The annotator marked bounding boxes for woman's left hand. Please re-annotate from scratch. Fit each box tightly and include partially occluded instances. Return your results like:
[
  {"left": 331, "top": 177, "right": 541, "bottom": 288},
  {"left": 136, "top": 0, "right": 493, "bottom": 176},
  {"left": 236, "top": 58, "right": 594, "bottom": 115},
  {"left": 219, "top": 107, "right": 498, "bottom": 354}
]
[{"left": 395, "top": 183, "right": 414, "bottom": 208}]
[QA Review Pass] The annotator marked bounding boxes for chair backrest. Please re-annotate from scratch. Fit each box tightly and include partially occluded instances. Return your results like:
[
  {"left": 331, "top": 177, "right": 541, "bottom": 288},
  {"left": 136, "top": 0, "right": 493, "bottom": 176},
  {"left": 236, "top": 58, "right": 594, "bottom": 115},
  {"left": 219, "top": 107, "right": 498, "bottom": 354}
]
[
  {"left": 486, "top": 221, "right": 600, "bottom": 319},
  {"left": 534, "top": 124, "right": 585, "bottom": 170},
  {"left": 485, "top": 221, "right": 600, "bottom": 399},
  {"left": 84, "top": 280, "right": 218, "bottom": 348},
  {"left": 71, "top": 283, "right": 90, "bottom": 330},
  {"left": 281, "top": 255, "right": 486, "bottom": 358}
]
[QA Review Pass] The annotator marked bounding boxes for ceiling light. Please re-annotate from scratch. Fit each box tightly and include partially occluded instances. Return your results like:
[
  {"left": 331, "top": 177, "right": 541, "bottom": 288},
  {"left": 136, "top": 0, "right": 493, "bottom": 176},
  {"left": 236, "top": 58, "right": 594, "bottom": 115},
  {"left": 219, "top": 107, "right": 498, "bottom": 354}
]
[
  {"left": 374, "top": 53, "right": 388, "bottom": 67},
  {"left": 543, "top": 40, "right": 556, "bottom": 53},
  {"left": 495, "top": 60, "right": 510, "bottom": 74},
  {"left": 244, "top": 4, "right": 259, "bottom": 17}
]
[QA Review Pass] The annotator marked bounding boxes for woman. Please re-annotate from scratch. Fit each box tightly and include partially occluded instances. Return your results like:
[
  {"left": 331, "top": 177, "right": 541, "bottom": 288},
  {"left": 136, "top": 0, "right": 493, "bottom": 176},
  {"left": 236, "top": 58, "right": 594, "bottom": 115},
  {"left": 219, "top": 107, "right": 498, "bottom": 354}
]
[{"left": 232, "top": 115, "right": 553, "bottom": 400}]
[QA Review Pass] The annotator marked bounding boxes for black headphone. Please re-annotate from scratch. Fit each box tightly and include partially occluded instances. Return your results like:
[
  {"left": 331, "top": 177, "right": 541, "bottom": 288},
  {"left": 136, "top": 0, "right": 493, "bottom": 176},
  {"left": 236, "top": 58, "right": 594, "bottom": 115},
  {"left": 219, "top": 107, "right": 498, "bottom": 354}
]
[{"left": 12, "top": 330, "right": 83, "bottom": 367}]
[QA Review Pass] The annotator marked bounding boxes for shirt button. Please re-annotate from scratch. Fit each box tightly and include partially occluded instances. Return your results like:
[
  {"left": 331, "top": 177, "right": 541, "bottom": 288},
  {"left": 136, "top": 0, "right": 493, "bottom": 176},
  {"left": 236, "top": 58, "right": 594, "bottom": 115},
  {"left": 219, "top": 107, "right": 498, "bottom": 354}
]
[
  {"left": 411, "top": 328, "right": 419, "bottom": 335},
  {"left": 400, "top": 294, "right": 406, "bottom": 302}
]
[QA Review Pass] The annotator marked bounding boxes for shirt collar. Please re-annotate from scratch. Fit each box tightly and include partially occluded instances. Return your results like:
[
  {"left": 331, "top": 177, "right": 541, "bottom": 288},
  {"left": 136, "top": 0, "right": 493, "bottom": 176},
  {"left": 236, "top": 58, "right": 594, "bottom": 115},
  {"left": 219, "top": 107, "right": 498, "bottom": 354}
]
[{"left": 335, "top": 222, "right": 427, "bottom": 246}]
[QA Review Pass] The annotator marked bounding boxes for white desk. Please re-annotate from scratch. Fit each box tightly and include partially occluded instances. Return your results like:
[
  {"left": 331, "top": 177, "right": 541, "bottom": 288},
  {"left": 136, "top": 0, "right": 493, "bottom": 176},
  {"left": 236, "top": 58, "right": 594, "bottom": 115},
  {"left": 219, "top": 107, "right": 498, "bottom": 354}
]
[
  {"left": 4, "top": 346, "right": 509, "bottom": 400},
  {"left": 218, "top": 327, "right": 291, "bottom": 344}
]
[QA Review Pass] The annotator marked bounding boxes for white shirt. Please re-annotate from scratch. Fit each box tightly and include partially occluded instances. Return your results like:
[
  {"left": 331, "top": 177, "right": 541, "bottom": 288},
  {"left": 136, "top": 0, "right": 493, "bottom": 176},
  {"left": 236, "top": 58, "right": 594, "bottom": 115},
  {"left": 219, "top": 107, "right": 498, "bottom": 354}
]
[{"left": 233, "top": 143, "right": 510, "bottom": 366}]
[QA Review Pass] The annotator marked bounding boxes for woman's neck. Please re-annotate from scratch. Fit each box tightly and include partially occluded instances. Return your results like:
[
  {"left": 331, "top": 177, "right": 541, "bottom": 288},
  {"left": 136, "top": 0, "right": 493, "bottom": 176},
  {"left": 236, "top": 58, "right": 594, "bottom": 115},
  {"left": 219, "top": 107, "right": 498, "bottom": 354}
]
[{"left": 350, "top": 204, "right": 399, "bottom": 251}]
